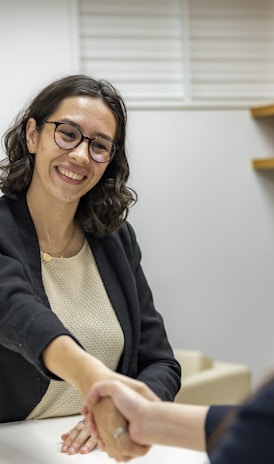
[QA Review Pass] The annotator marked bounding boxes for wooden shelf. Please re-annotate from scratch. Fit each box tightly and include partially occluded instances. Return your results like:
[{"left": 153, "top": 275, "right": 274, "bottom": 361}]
[
  {"left": 250, "top": 104, "right": 274, "bottom": 170},
  {"left": 252, "top": 158, "right": 274, "bottom": 170},
  {"left": 250, "top": 104, "right": 274, "bottom": 118}
]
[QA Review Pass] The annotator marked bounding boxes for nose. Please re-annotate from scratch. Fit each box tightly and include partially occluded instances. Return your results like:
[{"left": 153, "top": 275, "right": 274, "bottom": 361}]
[{"left": 68, "top": 139, "right": 90, "bottom": 164}]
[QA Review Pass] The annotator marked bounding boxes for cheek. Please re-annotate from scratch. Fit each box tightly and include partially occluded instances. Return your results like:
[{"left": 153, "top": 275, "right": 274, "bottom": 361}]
[
  {"left": 37, "top": 141, "right": 58, "bottom": 164},
  {"left": 93, "top": 163, "right": 109, "bottom": 180},
  {"left": 36, "top": 133, "right": 57, "bottom": 157},
  {"left": 88, "top": 165, "right": 109, "bottom": 190},
  {"left": 32, "top": 144, "right": 55, "bottom": 174}
]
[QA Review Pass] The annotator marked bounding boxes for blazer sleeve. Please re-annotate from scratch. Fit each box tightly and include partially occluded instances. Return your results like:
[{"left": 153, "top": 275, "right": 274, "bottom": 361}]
[
  {"left": 205, "top": 379, "right": 274, "bottom": 464},
  {"left": 122, "top": 223, "right": 181, "bottom": 401},
  {"left": 0, "top": 253, "right": 81, "bottom": 379}
]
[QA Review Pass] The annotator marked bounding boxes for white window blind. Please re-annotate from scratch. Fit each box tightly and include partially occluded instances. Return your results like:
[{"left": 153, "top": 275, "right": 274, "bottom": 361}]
[
  {"left": 78, "top": 0, "right": 274, "bottom": 108},
  {"left": 78, "top": 0, "right": 185, "bottom": 105},
  {"left": 189, "top": 0, "right": 274, "bottom": 103}
]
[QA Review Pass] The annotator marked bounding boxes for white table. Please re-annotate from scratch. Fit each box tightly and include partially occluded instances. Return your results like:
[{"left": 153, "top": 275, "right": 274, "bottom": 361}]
[{"left": 0, "top": 415, "right": 209, "bottom": 464}]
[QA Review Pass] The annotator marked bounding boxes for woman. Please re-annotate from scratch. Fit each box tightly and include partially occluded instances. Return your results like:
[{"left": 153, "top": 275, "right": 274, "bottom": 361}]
[
  {"left": 0, "top": 74, "right": 181, "bottom": 460},
  {"left": 86, "top": 376, "right": 274, "bottom": 463}
]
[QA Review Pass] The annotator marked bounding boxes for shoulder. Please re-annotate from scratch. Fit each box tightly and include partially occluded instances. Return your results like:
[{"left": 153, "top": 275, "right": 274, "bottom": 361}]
[
  {"left": 0, "top": 193, "right": 30, "bottom": 232},
  {"left": 102, "top": 221, "right": 138, "bottom": 253},
  {"left": 86, "top": 221, "right": 141, "bottom": 270},
  {"left": 0, "top": 192, "right": 27, "bottom": 217},
  {"left": 0, "top": 193, "right": 38, "bottom": 259},
  {"left": 0, "top": 194, "right": 11, "bottom": 213},
  {"left": 0, "top": 195, "right": 17, "bottom": 233},
  {"left": 112, "top": 221, "right": 137, "bottom": 245}
]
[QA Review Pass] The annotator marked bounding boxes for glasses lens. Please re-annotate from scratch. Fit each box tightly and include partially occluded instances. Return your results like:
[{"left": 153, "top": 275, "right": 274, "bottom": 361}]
[
  {"left": 53, "top": 122, "right": 116, "bottom": 163},
  {"left": 90, "top": 137, "right": 115, "bottom": 163},
  {"left": 55, "top": 123, "right": 81, "bottom": 149}
]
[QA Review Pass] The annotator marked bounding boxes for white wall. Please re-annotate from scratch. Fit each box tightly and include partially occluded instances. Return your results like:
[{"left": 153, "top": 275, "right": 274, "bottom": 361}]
[
  {"left": 127, "top": 110, "right": 274, "bottom": 387},
  {"left": 1, "top": 1, "right": 274, "bottom": 387},
  {"left": 0, "top": 0, "right": 78, "bottom": 142}
]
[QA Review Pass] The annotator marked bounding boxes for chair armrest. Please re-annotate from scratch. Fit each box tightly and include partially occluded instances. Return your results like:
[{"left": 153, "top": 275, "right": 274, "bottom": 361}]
[
  {"left": 174, "top": 349, "right": 213, "bottom": 377},
  {"left": 175, "top": 360, "right": 251, "bottom": 405}
]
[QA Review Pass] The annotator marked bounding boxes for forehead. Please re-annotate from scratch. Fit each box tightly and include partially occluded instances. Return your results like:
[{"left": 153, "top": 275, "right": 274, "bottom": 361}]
[{"left": 51, "top": 96, "right": 117, "bottom": 136}]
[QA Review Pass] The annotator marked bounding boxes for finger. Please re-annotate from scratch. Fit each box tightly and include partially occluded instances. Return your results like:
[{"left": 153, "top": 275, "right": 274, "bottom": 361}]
[
  {"left": 85, "top": 381, "right": 107, "bottom": 404},
  {"left": 61, "top": 419, "right": 86, "bottom": 441},
  {"left": 81, "top": 405, "right": 88, "bottom": 416},
  {"left": 125, "top": 379, "right": 160, "bottom": 402},
  {"left": 114, "top": 428, "right": 149, "bottom": 457},
  {"left": 79, "top": 435, "right": 98, "bottom": 454},
  {"left": 61, "top": 420, "right": 96, "bottom": 454},
  {"left": 99, "top": 422, "right": 148, "bottom": 461},
  {"left": 60, "top": 431, "right": 70, "bottom": 441},
  {"left": 97, "top": 436, "right": 105, "bottom": 451},
  {"left": 86, "top": 411, "right": 99, "bottom": 437},
  {"left": 61, "top": 421, "right": 84, "bottom": 451},
  {"left": 63, "top": 433, "right": 97, "bottom": 455},
  {"left": 104, "top": 429, "right": 148, "bottom": 462}
]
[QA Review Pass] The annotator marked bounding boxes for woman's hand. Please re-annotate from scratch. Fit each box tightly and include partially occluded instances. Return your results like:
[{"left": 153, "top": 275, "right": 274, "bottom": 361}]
[
  {"left": 60, "top": 418, "right": 97, "bottom": 455},
  {"left": 89, "top": 396, "right": 149, "bottom": 462}
]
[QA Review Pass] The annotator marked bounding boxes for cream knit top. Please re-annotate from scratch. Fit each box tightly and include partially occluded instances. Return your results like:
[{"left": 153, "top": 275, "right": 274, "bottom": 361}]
[{"left": 27, "top": 240, "right": 124, "bottom": 419}]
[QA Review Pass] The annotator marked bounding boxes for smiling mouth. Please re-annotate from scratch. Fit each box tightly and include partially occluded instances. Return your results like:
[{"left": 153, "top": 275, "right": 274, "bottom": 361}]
[{"left": 57, "top": 167, "right": 85, "bottom": 181}]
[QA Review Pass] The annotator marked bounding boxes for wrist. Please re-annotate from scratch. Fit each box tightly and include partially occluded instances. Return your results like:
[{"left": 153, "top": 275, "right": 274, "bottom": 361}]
[{"left": 43, "top": 335, "right": 110, "bottom": 396}]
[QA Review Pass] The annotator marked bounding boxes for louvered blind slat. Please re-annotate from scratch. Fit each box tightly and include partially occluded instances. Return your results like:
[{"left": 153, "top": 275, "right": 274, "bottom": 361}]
[
  {"left": 189, "top": 0, "right": 274, "bottom": 102},
  {"left": 78, "top": 0, "right": 274, "bottom": 107},
  {"left": 78, "top": 0, "right": 185, "bottom": 104}
]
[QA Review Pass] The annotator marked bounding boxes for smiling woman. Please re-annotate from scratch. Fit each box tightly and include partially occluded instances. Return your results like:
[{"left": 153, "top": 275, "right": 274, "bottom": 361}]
[
  {"left": 25, "top": 95, "right": 116, "bottom": 213},
  {"left": 0, "top": 74, "right": 181, "bottom": 461}
]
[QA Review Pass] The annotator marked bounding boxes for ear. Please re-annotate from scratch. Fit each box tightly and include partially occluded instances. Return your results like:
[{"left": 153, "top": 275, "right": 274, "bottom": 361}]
[{"left": 25, "top": 118, "right": 38, "bottom": 153}]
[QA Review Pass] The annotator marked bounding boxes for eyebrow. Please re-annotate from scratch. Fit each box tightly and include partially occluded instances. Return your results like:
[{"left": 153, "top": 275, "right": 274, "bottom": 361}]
[{"left": 57, "top": 118, "right": 114, "bottom": 143}]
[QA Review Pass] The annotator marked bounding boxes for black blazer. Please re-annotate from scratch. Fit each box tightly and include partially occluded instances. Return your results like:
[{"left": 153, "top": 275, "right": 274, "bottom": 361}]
[
  {"left": 205, "top": 377, "right": 274, "bottom": 463},
  {"left": 0, "top": 193, "right": 181, "bottom": 422}
]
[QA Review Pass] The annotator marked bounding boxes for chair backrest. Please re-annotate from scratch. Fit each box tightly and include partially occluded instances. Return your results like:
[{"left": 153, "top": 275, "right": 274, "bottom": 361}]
[{"left": 174, "top": 349, "right": 213, "bottom": 378}]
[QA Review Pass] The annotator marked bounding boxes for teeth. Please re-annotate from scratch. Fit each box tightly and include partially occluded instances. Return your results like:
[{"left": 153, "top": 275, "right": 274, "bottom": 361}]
[{"left": 58, "top": 167, "right": 84, "bottom": 180}]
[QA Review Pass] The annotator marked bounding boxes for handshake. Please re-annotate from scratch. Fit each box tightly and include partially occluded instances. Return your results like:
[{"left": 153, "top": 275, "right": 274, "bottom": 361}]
[
  {"left": 80, "top": 378, "right": 207, "bottom": 462},
  {"left": 81, "top": 379, "right": 162, "bottom": 462}
]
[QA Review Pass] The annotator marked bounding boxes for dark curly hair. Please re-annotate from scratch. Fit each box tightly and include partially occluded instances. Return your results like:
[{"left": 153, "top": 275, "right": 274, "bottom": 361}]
[{"left": 0, "top": 74, "right": 137, "bottom": 237}]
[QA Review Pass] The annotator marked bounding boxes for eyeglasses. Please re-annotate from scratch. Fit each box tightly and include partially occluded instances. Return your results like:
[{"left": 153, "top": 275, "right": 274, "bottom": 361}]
[{"left": 45, "top": 121, "right": 118, "bottom": 163}]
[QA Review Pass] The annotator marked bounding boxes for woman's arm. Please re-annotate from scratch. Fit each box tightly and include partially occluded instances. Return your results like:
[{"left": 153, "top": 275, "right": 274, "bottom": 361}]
[
  {"left": 85, "top": 380, "right": 209, "bottom": 451},
  {"left": 42, "top": 335, "right": 109, "bottom": 396},
  {"left": 43, "top": 335, "right": 157, "bottom": 460},
  {"left": 43, "top": 335, "right": 160, "bottom": 400}
]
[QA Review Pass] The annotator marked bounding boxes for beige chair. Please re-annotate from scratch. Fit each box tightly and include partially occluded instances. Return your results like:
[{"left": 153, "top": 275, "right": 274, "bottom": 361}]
[{"left": 174, "top": 349, "right": 252, "bottom": 405}]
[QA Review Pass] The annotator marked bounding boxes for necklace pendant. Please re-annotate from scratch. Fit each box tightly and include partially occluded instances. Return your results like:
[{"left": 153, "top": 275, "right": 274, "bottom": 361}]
[
  {"left": 40, "top": 224, "right": 76, "bottom": 263},
  {"left": 42, "top": 252, "right": 52, "bottom": 263}
]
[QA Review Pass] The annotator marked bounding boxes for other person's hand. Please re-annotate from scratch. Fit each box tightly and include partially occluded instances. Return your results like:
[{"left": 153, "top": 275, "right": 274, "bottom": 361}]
[{"left": 87, "top": 396, "right": 149, "bottom": 462}]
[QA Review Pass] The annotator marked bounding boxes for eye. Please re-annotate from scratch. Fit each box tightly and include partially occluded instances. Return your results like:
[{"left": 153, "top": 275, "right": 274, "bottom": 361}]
[
  {"left": 92, "top": 138, "right": 110, "bottom": 153},
  {"left": 57, "top": 124, "right": 79, "bottom": 142}
]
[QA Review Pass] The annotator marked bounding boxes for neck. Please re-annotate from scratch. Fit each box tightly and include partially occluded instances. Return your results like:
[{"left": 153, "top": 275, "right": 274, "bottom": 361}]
[
  {"left": 40, "top": 223, "right": 76, "bottom": 262},
  {"left": 26, "top": 188, "right": 78, "bottom": 256}
]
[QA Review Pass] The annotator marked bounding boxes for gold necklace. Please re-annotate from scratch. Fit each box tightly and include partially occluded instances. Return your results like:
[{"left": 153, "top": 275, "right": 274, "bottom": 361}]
[{"left": 40, "top": 225, "right": 76, "bottom": 263}]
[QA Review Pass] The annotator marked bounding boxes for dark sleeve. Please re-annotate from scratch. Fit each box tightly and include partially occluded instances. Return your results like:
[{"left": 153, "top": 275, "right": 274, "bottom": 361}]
[
  {"left": 125, "top": 223, "right": 181, "bottom": 401},
  {"left": 206, "top": 405, "right": 237, "bottom": 442},
  {"left": 0, "top": 254, "right": 81, "bottom": 379},
  {"left": 206, "top": 379, "right": 274, "bottom": 464}
]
